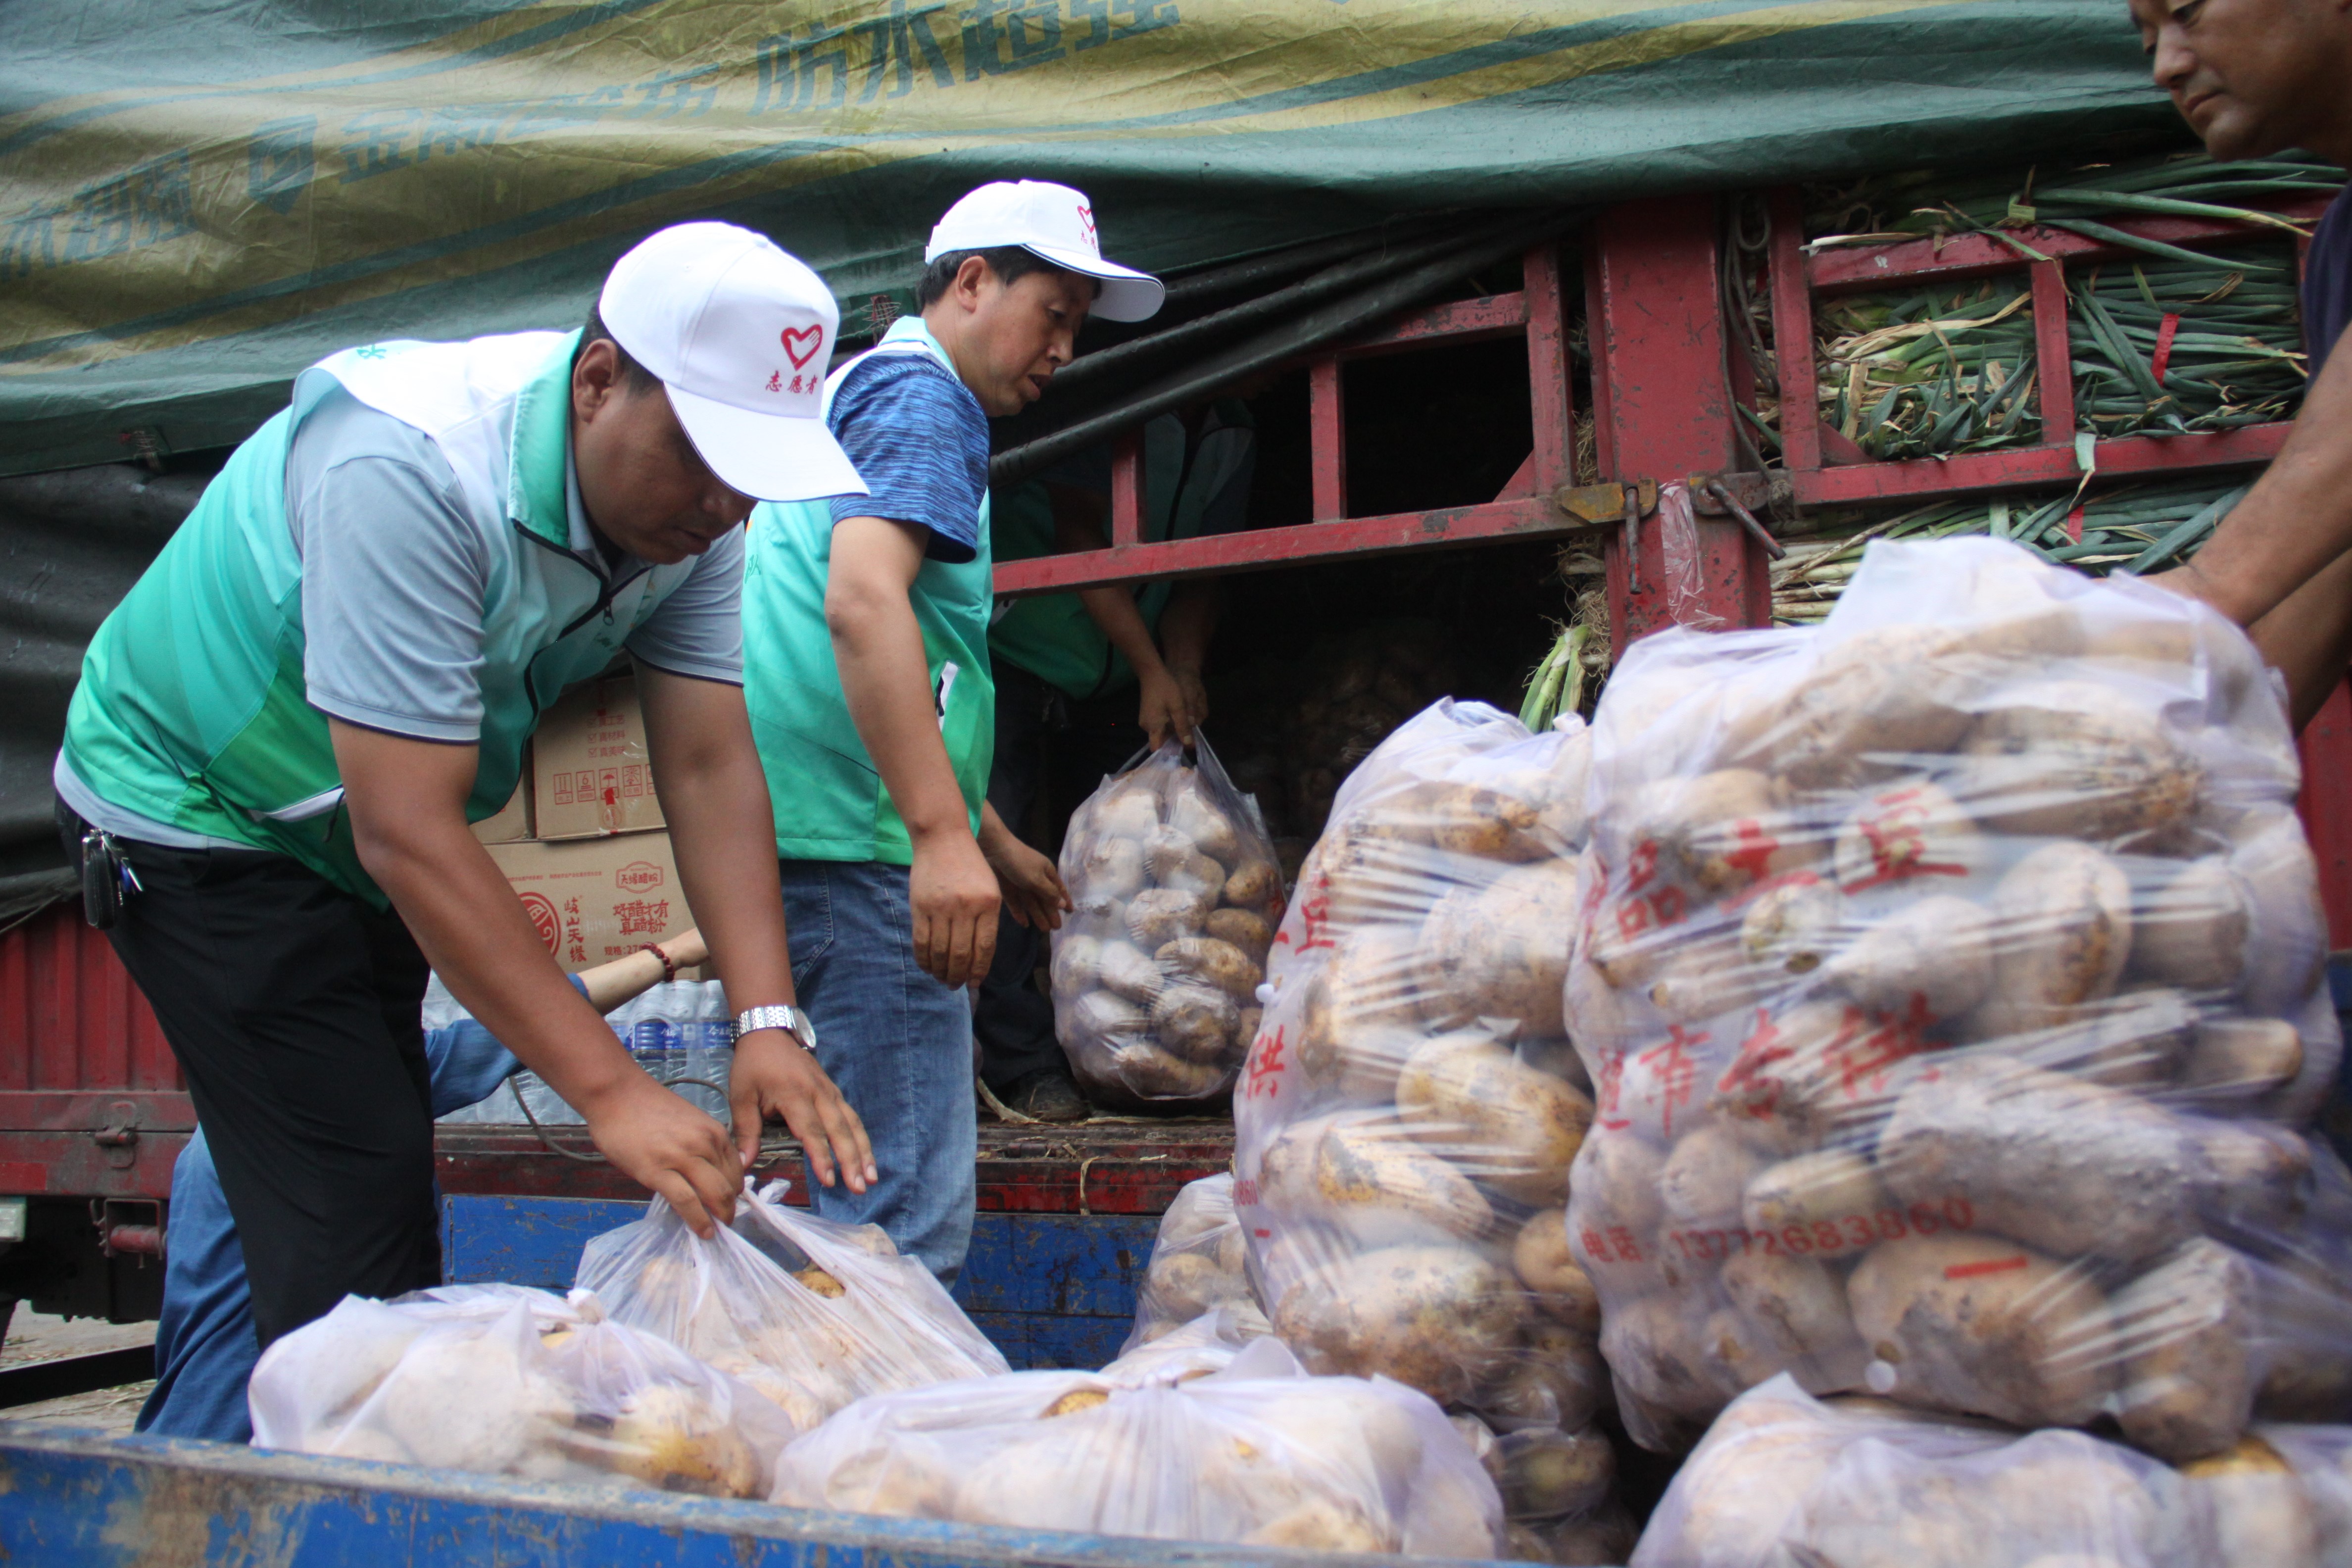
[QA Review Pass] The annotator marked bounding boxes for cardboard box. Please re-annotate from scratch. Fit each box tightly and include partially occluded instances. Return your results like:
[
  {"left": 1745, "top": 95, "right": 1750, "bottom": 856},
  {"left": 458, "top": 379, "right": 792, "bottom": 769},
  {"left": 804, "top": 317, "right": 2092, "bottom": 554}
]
[
  {"left": 469, "top": 748, "right": 535, "bottom": 844},
  {"left": 489, "top": 833, "right": 698, "bottom": 975},
  {"left": 533, "top": 675, "right": 665, "bottom": 839}
]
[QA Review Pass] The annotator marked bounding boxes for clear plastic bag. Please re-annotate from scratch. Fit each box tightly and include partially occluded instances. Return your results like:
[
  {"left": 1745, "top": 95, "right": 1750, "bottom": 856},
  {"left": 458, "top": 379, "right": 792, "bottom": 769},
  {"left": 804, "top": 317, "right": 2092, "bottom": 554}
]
[
  {"left": 1229, "top": 700, "right": 1606, "bottom": 1472},
  {"left": 576, "top": 1180, "right": 1007, "bottom": 1430},
  {"left": 1103, "top": 1303, "right": 1275, "bottom": 1384},
  {"left": 247, "top": 1283, "right": 797, "bottom": 1497},
  {"left": 1632, "top": 1372, "right": 2213, "bottom": 1568},
  {"left": 772, "top": 1337, "right": 1505, "bottom": 1557},
  {"left": 1121, "top": 1174, "right": 1268, "bottom": 1353},
  {"left": 1564, "top": 536, "right": 2348, "bottom": 1454},
  {"left": 1050, "top": 732, "right": 1286, "bottom": 1111}
]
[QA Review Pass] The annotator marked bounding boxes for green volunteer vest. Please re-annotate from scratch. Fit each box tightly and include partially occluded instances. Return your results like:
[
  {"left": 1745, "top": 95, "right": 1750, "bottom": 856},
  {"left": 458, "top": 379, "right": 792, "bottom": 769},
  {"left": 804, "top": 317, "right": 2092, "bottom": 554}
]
[
  {"left": 743, "top": 317, "right": 995, "bottom": 866},
  {"left": 60, "top": 330, "right": 697, "bottom": 906}
]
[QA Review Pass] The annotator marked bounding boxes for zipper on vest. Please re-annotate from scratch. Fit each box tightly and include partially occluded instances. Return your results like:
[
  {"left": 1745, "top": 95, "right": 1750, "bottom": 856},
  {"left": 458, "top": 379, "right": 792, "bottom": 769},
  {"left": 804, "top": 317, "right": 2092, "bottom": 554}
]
[{"left": 515, "top": 523, "right": 653, "bottom": 706}]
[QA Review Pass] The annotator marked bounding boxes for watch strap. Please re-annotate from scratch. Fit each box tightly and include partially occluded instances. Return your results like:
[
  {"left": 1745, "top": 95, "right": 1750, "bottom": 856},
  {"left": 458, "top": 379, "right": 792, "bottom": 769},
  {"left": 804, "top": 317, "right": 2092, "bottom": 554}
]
[{"left": 736, "top": 1004, "right": 817, "bottom": 1052}]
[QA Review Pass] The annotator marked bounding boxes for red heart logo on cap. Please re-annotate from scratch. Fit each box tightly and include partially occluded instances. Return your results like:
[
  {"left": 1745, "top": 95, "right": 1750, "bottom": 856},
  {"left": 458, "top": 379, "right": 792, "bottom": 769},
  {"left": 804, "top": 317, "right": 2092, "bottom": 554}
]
[
  {"left": 1077, "top": 203, "right": 1097, "bottom": 248},
  {"left": 781, "top": 325, "right": 823, "bottom": 369}
]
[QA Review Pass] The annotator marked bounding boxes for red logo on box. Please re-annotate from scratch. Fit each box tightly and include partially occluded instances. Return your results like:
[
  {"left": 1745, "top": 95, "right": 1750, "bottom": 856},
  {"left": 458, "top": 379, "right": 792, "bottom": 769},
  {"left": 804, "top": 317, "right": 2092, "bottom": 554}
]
[
  {"left": 616, "top": 861, "right": 665, "bottom": 893},
  {"left": 518, "top": 891, "right": 560, "bottom": 953}
]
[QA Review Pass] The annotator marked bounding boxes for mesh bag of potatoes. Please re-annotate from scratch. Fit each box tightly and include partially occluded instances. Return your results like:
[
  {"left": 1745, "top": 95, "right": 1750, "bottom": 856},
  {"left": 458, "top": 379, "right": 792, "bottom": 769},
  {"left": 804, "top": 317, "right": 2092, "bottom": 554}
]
[
  {"left": 1049, "top": 732, "right": 1285, "bottom": 1111},
  {"left": 1564, "top": 534, "right": 2350, "bottom": 1456},
  {"left": 1631, "top": 1372, "right": 2232, "bottom": 1568},
  {"left": 1121, "top": 1174, "right": 1272, "bottom": 1354},
  {"left": 576, "top": 1180, "right": 1007, "bottom": 1432},
  {"left": 247, "top": 1283, "right": 799, "bottom": 1497},
  {"left": 771, "top": 1335, "right": 1505, "bottom": 1556},
  {"left": 1229, "top": 700, "right": 1607, "bottom": 1480}
]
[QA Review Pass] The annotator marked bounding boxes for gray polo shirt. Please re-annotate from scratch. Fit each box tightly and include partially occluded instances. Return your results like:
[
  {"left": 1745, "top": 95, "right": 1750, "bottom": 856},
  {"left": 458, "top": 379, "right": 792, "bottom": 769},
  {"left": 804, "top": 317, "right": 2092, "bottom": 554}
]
[{"left": 55, "top": 386, "right": 744, "bottom": 847}]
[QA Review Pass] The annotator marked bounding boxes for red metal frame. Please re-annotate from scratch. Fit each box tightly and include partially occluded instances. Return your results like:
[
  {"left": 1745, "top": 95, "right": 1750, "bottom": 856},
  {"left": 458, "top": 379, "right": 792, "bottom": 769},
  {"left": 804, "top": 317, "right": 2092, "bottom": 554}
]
[
  {"left": 992, "top": 244, "right": 1586, "bottom": 597},
  {"left": 1768, "top": 192, "right": 2330, "bottom": 508}
]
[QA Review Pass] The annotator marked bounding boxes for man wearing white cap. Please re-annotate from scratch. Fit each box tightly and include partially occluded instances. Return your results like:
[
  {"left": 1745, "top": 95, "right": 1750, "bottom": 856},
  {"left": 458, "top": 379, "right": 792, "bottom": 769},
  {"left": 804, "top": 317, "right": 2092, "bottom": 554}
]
[
  {"left": 742, "top": 181, "right": 1161, "bottom": 1277},
  {"left": 53, "top": 222, "right": 875, "bottom": 1355}
]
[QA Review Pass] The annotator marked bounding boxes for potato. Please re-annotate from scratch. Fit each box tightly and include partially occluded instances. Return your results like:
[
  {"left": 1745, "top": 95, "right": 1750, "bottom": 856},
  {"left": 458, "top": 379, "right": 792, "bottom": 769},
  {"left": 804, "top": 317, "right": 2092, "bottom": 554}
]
[
  {"left": 2109, "top": 1238, "right": 2258, "bottom": 1463},
  {"left": 1202, "top": 907, "right": 1272, "bottom": 963},
  {"left": 1079, "top": 835, "right": 1147, "bottom": 901},
  {"left": 1740, "top": 876, "right": 1846, "bottom": 978},
  {"left": 1830, "top": 780, "right": 1985, "bottom": 892},
  {"left": 1721, "top": 1249, "right": 1864, "bottom": 1377},
  {"left": 1254, "top": 1114, "right": 1341, "bottom": 1222},
  {"left": 2180, "top": 1437, "right": 2321, "bottom": 1568},
  {"left": 1395, "top": 1034, "right": 1593, "bottom": 1205},
  {"left": 1499, "top": 1426, "right": 1615, "bottom": 1519},
  {"left": 1513, "top": 1210, "right": 1601, "bottom": 1332},
  {"left": 1272, "top": 1244, "right": 1522, "bottom": 1402},
  {"left": 1095, "top": 940, "right": 1164, "bottom": 1006},
  {"left": 2191, "top": 1119, "right": 2310, "bottom": 1236},
  {"left": 1145, "top": 1250, "right": 1251, "bottom": 1321},
  {"left": 1166, "top": 853, "right": 1229, "bottom": 906},
  {"left": 1636, "top": 769, "right": 1794, "bottom": 894},
  {"left": 1643, "top": 931, "right": 1779, "bottom": 1027},
  {"left": 2233, "top": 807, "right": 2328, "bottom": 1019},
  {"left": 1729, "top": 626, "right": 1980, "bottom": 789},
  {"left": 1600, "top": 1292, "right": 1742, "bottom": 1426},
  {"left": 1360, "top": 779, "right": 1545, "bottom": 863},
  {"left": 1709, "top": 998, "right": 1897, "bottom": 1156},
  {"left": 1957, "top": 682, "right": 2201, "bottom": 841},
  {"left": 2019, "top": 987, "right": 2197, "bottom": 1090},
  {"left": 1420, "top": 859, "right": 1580, "bottom": 1035},
  {"left": 1876, "top": 1056, "right": 2205, "bottom": 1264},
  {"left": 2185, "top": 1016, "right": 2304, "bottom": 1100},
  {"left": 1151, "top": 983, "right": 1240, "bottom": 1064},
  {"left": 1659, "top": 1124, "right": 1764, "bottom": 1228},
  {"left": 1298, "top": 930, "right": 1427, "bottom": 1098},
  {"left": 1222, "top": 860, "right": 1280, "bottom": 910},
  {"left": 1567, "top": 1131, "right": 1666, "bottom": 1242},
  {"left": 1049, "top": 933, "right": 1102, "bottom": 997},
  {"left": 1169, "top": 790, "right": 1241, "bottom": 868},
  {"left": 1983, "top": 841, "right": 2134, "bottom": 1019},
  {"left": 1087, "top": 1037, "right": 1225, "bottom": 1099},
  {"left": 2128, "top": 857, "right": 2250, "bottom": 992},
  {"left": 1846, "top": 1232, "right": 2115, "bottom": 1428},
  {"left": 1823, "top": 895, "right": 1994, "bottom": 1022},
  {"left": 1155, "top": 936, "right": 1261, "bottom": 1005},
  {"left": 1231, "top": 1006, "right": 1262, "bottom": 1053},
  {"left": 1313, "top": 1117, "right": 1494, "bottom": 1245},
  {"left": 1066, "top": 988, "right": 1146, "bottom": 1049},
  {"left": 1142, "top": 825, "right": 1200, "bottom": 881},
  {"left": 1127, "top": 887, "right": 1209, "bottom": 950},
  {"left": 1743, "top": 1149, "right": 1889, "bottom": 1236},
  {"left": 1482, "top": 1336, "right": 1607, "bottom": 1434},
  {"left": 1092, "top": 785, "right": 1162, "bottom": 842}
]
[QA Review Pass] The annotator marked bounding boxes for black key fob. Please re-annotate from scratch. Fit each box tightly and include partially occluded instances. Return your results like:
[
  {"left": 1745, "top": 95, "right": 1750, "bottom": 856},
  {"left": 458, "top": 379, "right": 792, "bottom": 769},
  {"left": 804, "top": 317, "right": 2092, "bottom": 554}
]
[{"left": 80, "top": 829, "right": 124, "bottom": 931}]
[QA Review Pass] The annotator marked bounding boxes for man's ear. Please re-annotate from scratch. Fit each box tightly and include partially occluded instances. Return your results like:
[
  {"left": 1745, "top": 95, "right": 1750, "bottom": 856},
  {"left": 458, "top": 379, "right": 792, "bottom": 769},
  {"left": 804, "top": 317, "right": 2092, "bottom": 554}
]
[
  {"left": 953, "top": 253, "right": 995, "bottom": 311},
  {"left": 572, "top": 338, "right": 623, "bottom": 419}
]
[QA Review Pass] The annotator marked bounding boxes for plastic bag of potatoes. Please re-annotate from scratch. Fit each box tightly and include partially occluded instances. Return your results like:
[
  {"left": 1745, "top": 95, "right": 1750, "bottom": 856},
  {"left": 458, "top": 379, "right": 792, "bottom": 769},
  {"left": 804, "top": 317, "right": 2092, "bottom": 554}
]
[
  {"left": 1050, "top": 731, "right": 1285, "bottom": 1110},
  {"left": 1632, "top": 1372, "right": 2228, "bottom": 1568},
  {"left": 247, "top": 1283, "right": 798, "bottom": 1497},
  {"left": 1231, "top": 700, "right": 1605, "bottom": 1457},
  {"left": 1451, "top": 1409, "right": 1636, "bottom": 1566},
  {"left": 576, "top": 1180, "right": 1007, "bottom": 1432},
  {"left": 1121, "top": 1174, "right": 1270, "bottom": 1353},
  {"left": 1564, "top": 535, "right": 2349, "bottom": 1454},
  {"left": 772, "top": 1335, "right": 1504, "bottom": 1557}
]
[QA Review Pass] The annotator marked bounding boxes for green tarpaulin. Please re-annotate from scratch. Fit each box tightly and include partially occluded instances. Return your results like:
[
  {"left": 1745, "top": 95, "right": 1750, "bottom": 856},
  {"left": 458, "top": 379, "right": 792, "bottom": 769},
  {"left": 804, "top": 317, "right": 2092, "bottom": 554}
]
[{"left": 0, "top": 0, "right": 2174, "bottom": 476}]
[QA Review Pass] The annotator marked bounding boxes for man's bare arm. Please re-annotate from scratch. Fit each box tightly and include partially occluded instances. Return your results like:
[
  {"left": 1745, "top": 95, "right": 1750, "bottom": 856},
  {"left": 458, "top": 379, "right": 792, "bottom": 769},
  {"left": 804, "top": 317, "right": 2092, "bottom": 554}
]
[
  {"left": 1048, "top": 484, "right": 1194, "bottom": 746},
  {"left": 328, "top": 719, "right": 741, "bottom": 1234},
  {"left": 635, "top": 666, "right": 874, "bottom": 1187}
]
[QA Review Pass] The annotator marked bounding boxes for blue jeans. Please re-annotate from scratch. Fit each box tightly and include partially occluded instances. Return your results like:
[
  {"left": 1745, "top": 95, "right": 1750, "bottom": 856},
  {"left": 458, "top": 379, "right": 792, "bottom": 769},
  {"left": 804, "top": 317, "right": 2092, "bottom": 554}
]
[
  {"left": 137, "top": 1012, "right": 527, "bottom": 1442},
  {"left": 779, "top": 858, "right": 977, "bottom": 1285}
]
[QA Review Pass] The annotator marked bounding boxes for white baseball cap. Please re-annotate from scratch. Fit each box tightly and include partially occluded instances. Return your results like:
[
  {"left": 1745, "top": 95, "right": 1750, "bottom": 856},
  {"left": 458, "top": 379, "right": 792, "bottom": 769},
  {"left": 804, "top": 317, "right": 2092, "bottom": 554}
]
[
  {"left": 598, "top": 223, "right": 867, "bottom": 503},
  {"left": 925, "top": 181, "right": 1164, "bottom": 323}
]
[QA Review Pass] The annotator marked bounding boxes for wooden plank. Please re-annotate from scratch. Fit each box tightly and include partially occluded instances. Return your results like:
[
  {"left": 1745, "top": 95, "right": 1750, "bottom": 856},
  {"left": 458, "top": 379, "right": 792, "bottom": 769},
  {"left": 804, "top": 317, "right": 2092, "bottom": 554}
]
[
  {"left": 990, "top": 495, "right": 1585, "bottom": 596},
  {"left": 1767, "top": 187, "right": 1823, "bottom": 474},
  {"left": 1308, "top": 357, "right": 1347, "bottom": 522},
  {"left": 1522, "top": 245, "right": 1573, "bottom": 495},
  {"left": 1336, "top": 290, "right": 1528, "bottom": 357},
  {"left": 2029, "top": 258, "right": 2075, "bottom": 445},
  {"left": 1788, "top": 424, "right": 2289, "bottom": 506},
  {"left": 1108, "top": 428, "right": 1145, "bottom": 548}
]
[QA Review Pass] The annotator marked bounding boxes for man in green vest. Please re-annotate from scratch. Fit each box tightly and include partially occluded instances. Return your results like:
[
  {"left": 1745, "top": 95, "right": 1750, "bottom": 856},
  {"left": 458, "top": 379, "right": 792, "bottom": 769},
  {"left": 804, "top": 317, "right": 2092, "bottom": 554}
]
[
  {"left": 977, "top": 401, "right": 1257, "bottom": 1120},
  {"left": 54, "top": 223, "right": 876, "bottom": 1353},
  {"left": 742, "top": 182, "right": 1164, "bottom": 1277}
]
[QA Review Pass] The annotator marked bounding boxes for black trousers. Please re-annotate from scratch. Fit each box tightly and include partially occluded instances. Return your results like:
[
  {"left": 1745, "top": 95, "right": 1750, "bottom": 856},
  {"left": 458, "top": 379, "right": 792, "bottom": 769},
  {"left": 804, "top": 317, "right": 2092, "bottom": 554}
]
[
  {"left": 972, "top": 665, "right": 1146, "bottom": 1093},
  {"left": 59, "top": 802, "right": 439, "bottom": 1349}
]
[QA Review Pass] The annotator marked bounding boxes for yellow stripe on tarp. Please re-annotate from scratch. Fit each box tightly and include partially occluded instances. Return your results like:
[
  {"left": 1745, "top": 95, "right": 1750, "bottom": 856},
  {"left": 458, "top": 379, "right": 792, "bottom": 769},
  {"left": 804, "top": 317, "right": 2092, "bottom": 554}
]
[{"left": 0, "top": 0, "right": 1996, "bottom": 373}]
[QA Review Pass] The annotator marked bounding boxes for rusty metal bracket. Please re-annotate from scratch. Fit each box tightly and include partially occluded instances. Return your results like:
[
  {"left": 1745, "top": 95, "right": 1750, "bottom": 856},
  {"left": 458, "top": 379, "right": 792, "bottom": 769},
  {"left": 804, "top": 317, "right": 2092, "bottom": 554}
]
[
  {"left": 93, "top": 1197, "right": 163, "bottom": 1259},
  {"left": 93, "top": 1100, "right": 140, "bottom": 1172},
  {"left": 1552, "top": 480, "right": 1657, "bottom": 525}
]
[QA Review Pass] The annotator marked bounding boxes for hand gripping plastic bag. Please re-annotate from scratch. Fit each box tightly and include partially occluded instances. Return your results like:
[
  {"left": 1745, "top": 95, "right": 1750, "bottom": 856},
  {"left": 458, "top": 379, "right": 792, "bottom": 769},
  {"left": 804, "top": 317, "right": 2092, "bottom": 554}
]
[
  {"left": 1230, "top": 700, "right": 1602, "bottom": 1436},
  {"left": 576, "top": 1180, "right": 1007, "bottom": 1431},
  {"left": 247, "top": 1283, "right": 797, "bottom": 1497},
  {"left": 1564, "top": 535, "right": 2348, "bottom": 1454},
  {"left": 772, "top": 1336, "right": 1505, "bottom": 1557},
  {"left": 1121, "top": 1174, "right": 1270, "bottom": 1354},
  {"left": 1049, "top": 731, "right": 1286, "bottom": 1110},
  {"left": 1632, "top": 1373, "right": 2216, "bottom": 1568}
]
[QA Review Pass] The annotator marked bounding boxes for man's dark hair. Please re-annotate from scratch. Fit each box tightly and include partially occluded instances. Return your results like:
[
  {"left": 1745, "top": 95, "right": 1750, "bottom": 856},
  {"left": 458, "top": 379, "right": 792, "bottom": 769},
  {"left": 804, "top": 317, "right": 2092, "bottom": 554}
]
[
  {"left": 914, "top": 245, "right": 1093, "bottom": 310},
  {"left": 573, "top": 304, "right": 661, "bottom": 392}
]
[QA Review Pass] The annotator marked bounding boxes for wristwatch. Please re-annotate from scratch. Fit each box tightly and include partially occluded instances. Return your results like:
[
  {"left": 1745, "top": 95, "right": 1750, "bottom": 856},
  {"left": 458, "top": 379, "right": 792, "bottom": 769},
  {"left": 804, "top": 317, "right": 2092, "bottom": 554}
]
[{"left": 735, "top": 1004, "right": 819, "bottom": 1054}]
